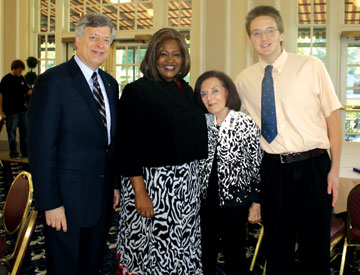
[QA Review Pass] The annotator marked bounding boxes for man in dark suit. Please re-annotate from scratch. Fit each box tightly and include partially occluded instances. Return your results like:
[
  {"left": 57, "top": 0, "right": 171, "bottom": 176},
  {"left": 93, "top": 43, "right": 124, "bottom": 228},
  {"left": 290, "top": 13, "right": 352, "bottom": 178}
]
[{"left": 27, "top": 13, "right": 120, "bottom": 275}]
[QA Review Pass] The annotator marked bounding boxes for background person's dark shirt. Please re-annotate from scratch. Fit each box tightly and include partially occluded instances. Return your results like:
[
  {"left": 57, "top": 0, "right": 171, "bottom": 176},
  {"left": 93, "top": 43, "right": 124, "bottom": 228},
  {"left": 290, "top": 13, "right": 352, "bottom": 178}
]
[{"left": 0, "top": 73, "right": 29, "bottom": 115}]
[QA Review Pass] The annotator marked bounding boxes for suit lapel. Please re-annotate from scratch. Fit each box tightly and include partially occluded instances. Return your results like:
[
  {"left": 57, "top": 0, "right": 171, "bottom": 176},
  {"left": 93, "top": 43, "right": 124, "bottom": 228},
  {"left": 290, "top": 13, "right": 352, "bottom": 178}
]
[{"left": 68, "top": 57, "right": 107, "bottom": 132}]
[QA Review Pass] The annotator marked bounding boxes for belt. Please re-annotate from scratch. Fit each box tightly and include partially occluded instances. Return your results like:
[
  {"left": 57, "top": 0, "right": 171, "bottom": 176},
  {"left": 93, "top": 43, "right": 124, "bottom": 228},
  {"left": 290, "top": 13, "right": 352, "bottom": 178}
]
[{"left": 264, "top": 148, "right": 327, "bottom": 164}]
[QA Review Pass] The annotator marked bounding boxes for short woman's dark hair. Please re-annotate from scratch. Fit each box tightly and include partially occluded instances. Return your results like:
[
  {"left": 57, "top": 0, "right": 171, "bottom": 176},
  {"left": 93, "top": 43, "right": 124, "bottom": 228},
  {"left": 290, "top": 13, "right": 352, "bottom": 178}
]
[
  {"left": 140, "top": 28, "right": 190, "bottom": 82},
  {"left": 194, "top": 70, "right": 241, "bottom": 112},
  {"left": 11, "top": 60, "right": 25, "bottom": 70}
]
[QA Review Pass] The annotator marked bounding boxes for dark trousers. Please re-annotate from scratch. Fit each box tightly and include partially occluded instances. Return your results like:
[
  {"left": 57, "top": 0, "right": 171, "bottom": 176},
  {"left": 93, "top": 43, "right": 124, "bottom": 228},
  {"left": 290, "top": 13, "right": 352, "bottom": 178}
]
[
  {"left": 260, "top": 152, "right": 332, "bottom": 275},
  {"left": 5, "top": 112, "right": 27, "bottom": 157},
  {"left": 44, "top": 204, "right": 112, "bottom": 275},
  {"left": 200, "top": 201, "right": 249, "bottom": 275}
]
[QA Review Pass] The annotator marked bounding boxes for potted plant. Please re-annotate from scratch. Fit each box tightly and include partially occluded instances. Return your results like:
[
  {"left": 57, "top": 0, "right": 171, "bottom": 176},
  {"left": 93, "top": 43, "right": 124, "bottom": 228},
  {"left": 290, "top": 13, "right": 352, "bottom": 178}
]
[
  {"left": 24, "top": 56, "right": 38, "bottom": 87},
  {"left": 24, "top": 56, "right": 38, "bottom": 107}
]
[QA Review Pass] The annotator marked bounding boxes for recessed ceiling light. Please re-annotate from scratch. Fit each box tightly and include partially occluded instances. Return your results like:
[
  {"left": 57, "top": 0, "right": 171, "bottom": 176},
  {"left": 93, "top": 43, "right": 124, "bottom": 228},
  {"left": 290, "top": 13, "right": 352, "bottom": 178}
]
[{"left": 109, "top": 0, "right": 131, "bottom": 3}]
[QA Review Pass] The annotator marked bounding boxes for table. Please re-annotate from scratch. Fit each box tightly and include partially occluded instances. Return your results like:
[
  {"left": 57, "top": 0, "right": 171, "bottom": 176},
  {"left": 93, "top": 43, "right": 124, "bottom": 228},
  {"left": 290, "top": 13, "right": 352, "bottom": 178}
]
[
  {"left": 333, "top": 142, "right": 360, "bottom": 214},
  {"left": 334, "top": 168, "right": 360, "bottom": 214}
]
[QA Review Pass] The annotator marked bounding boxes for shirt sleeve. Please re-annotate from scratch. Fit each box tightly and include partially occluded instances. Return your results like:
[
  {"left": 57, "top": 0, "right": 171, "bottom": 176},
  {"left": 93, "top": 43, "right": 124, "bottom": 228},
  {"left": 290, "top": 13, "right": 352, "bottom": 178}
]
[
  {"left": 316, "top": 59, "right": 342, "bottom": 117},
  {"left": 0, "top": 76, "right": 6, "bottom": 95},
  {"left": 247, "top": 118, "right": 263, "bottom": 203}
]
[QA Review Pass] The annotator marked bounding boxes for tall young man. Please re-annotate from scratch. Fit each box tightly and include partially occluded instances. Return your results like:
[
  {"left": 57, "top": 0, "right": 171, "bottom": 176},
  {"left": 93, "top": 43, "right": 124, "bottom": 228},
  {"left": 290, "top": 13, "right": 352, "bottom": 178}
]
[{"left": 235, "top": 6, "right": 341, "bottom": 275}]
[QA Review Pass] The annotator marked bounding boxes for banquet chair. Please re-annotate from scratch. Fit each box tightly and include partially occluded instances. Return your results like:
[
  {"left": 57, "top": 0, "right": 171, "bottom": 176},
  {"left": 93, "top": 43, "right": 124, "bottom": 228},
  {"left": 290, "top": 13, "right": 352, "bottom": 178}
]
[
  {"left": 0, "top": 210, "right": 38, "bottom": 275},
  {"left": 330, "top": 216, "right": 345, "bottom": 262},
  {"left": 11, "top": 210, "right": 38, "bottom": 275},
  {"left": 249, "top": 216, "right": 345, "bottom": 274},
  {"left": 249, "top": 222, "right": 264, "bottom": 272},
  {"left": 340, "top": 182, "right": 360, "bottom": 275},
  {"left": 0, "top": 171, "right": 33, "bottom": 269},
  {"left": 0, "top": 263, "right": 7, "bottom": 275},
  {"left": 0, "top": 118, "right": 5, "bottom": 167}
]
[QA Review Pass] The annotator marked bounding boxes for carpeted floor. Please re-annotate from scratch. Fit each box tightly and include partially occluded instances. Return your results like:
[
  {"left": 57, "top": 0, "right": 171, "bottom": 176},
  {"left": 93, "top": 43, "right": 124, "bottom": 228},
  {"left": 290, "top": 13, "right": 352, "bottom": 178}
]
[{"left": 0, "top": 160, "right": 359, "bottom": 274}]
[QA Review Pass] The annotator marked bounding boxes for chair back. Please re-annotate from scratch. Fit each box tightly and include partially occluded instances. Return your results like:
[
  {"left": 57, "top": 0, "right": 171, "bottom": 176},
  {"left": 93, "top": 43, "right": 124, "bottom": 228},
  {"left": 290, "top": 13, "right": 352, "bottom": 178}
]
[
  {"left": 0, "top": 265, "right": 7, "bottom": 275},
  {"left": 0, "top": 118, "right": 5, "bottom": 133},
  {"left": 331, "top": 216, "right": 345, "bottom": 242},
  {"left": 2, "top": 172, "right": 33, "bottom": 235},
  {"left": 11, "top": 210, "right": 38, "bottom": 275},
  {"left": 348, "top": 182, "right": 360, "bottom": 231}
]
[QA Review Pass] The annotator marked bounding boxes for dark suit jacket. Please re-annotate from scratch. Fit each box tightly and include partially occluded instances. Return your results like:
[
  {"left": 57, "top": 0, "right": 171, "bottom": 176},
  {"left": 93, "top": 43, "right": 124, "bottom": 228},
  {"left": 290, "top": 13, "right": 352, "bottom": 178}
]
[{"left": 27, "top": 56, "right": 119, "bottom": 227}]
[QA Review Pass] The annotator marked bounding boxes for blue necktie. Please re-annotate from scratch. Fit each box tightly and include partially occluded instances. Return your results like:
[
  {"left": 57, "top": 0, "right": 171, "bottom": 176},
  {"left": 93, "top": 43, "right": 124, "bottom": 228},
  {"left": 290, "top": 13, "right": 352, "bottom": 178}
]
[
  {"left": 92, "top": 72, "right": 107, "bottom": 128},
  {"left": 261, "top": 65, "right": 277, "bottom": 143}
]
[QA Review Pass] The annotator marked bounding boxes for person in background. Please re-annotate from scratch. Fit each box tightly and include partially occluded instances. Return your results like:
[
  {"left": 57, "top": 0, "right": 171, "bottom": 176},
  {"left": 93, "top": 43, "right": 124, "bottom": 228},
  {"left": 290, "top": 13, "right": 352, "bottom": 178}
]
[
  {"left": 27, "top": 13, "right": 119, "bottom": 275},
  {"left": 194, "top": 71, "right": 263, "bottom": 275},
  {"left": 235, "top": 5, "right": 342, "bottom": 275},
  {"left": 0, "top": 59, "right": 31, "bottom": 159},
  {"left": 116, "top": 27, "right": 207, "bottom": 275}
]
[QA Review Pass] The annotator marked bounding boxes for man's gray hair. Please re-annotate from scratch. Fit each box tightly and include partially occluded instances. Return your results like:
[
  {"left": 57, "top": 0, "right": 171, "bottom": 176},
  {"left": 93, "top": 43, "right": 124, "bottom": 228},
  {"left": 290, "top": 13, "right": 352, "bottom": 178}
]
[{"left": 75, "top": 13, "right": 115, "bottom": 41}]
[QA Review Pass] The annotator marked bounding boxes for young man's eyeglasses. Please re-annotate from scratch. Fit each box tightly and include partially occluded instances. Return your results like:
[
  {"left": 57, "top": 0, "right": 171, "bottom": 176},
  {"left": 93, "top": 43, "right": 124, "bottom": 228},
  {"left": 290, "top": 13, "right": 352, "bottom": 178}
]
[{"left": 250, "top": 28, "right": 279, "bottom": 39}]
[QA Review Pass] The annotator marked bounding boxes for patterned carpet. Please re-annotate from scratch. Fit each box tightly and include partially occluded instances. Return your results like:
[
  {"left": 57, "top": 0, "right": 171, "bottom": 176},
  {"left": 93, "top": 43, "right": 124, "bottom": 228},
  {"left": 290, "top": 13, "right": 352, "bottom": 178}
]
[{"left": 0, "top": 160, "right": 359, "bottom": 274}]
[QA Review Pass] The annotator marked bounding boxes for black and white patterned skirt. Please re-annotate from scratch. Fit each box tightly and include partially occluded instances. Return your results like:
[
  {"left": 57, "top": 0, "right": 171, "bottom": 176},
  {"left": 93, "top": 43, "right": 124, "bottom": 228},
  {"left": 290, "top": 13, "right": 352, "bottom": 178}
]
[{"left": 116, "top": 161, "right": 203, "bottom": 275}]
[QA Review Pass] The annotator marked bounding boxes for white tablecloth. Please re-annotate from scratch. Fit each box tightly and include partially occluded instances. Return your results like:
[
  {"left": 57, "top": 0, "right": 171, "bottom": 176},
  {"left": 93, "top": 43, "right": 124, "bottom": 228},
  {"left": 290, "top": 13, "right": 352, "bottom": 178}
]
[{"left": 334, "top": 142, "right": 360, "bottom": 214}]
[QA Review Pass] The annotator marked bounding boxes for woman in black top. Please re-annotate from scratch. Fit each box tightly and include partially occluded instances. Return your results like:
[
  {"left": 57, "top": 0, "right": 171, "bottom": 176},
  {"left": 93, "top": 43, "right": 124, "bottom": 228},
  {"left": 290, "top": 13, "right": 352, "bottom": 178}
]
[{"left": 116, "top": 28, "right": 207, "bottom": 275}]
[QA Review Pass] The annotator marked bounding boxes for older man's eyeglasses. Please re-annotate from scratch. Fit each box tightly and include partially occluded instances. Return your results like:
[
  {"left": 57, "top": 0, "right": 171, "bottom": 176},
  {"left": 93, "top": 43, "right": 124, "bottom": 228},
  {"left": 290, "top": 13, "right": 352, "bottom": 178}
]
[
  {"left": 250, "top": 28, "right": 278, "bottom": 39},
  {"left": 88, "top": 35, "right": 112, "bottom": 45}
]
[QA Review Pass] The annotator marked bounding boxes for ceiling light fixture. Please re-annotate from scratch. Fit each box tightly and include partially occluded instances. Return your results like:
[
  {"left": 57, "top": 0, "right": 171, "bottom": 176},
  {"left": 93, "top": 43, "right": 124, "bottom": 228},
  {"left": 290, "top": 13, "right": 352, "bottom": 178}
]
[{"left": 110, "top": 0, "right": 131, "bottom": 3}]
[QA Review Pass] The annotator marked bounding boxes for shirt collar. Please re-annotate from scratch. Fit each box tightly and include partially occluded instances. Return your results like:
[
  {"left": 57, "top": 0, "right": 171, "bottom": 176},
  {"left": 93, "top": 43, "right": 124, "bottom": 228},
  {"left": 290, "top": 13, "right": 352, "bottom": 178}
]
[
  {"left": 259, "top": 48, "right": 288, "bottom": 74},
  {"left": 74, "top": 55, "right": 99, "bottom": 83},
  {"left": 208, "top": 109, "right": 237, "bottom": 129}
]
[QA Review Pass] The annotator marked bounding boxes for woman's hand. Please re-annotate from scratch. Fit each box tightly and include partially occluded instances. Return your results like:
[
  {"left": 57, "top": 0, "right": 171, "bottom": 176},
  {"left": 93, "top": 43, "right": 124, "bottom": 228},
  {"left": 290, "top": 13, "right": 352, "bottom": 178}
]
[
  {"left": 248, "top": 203, "right": 261, "bottom": 224},
  {"left": 134, "top": 189, "right": 154, "bottom": 218},
  {"left": 130, "top": 176, "right": 155, "bottom": 218}
]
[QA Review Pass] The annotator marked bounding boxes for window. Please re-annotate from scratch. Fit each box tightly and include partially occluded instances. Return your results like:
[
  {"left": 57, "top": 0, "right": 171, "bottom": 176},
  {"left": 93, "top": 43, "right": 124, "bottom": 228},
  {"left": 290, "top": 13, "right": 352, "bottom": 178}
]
[
  {"left": 344, "top": 0, "right": 360, "bottom": 24},
  {"left": 38, "top": 35, "right": 56, "bottom": 73},
  {"left": 40, "top": 0, "right": 56, "bottom": 32},
  {"left": 69, "top": 0, "right": 154, "bottom": 32},
  {"left": 297, "top": 0, "right": 327, "bottom": 64},
  {"left": 38, "top": 0, "right": 56, "bottom": 73},
  {"left": 168, "top": 0, "right": 192, "bottom": 28},
  {"left": 341, "top": 37, "right": 360, "bottom": 142},
  {"left": 37, "top": 1, "right": 193, "bottom": 89},
  {"left": 167, "top": 1, "right": 191, "bottom": 82},
  {"left": 297, "top": 27, "right": 326, "bottom": 64},
  {"left": 115, "top": 43, "right": 147, "bottom": 93},
  {"left": 178, "top": 30, "right": 190, "bottom": 83}
]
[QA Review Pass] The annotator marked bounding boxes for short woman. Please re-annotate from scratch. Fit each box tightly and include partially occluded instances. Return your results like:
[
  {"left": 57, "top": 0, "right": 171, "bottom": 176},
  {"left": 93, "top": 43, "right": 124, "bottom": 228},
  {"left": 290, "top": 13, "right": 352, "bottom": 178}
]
[{"left": 195, "top": 71, "right": 263, "bottom": 275}]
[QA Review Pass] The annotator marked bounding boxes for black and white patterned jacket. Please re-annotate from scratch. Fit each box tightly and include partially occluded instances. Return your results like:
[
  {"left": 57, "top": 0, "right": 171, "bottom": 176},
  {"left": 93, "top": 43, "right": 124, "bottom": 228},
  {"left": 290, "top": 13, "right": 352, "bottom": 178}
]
[{"left": 199, "top": 110, "right": 263, "bottom": 207}]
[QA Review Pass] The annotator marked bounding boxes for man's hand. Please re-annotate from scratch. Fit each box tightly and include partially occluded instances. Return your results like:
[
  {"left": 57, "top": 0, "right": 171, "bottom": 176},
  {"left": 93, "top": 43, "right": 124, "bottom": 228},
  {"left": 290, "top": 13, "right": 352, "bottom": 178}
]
[
  {"left": 328, "top": 168, "right": 339, "bottom": 207},
  {"left": 325, "top": 110, "right": 341, "bottom": 208},
  {"left": 45, "top": 206, "right": 67, "bottom": 232}
]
